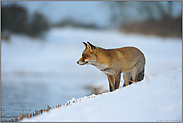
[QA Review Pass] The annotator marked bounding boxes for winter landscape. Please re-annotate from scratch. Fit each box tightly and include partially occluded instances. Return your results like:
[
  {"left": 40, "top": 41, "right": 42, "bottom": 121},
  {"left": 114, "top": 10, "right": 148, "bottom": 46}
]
[
  {"left": 1, "top": 1, "right": 182, "bottom": 122},
  {"left": 2, "top": 27, "right": 182, "bottom": 122}
]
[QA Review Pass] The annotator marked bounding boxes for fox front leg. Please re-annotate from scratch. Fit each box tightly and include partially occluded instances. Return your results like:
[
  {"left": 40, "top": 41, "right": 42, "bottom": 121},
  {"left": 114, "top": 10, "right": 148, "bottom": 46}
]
[
  {"left": 114, "top": 72, "right": 121, "bottom": 90},
  {"left": 107, "top": 75, "right": 115, "bottom": 92}
]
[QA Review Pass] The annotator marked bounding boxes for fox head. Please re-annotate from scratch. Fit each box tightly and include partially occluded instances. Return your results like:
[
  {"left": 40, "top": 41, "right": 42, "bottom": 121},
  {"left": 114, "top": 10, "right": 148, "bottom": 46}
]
[{"left": 77, "top": 42, "right": 97, "bottom": 65}]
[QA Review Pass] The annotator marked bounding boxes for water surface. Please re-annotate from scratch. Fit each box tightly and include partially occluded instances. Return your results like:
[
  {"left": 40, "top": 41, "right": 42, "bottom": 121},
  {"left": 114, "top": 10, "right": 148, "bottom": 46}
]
[{"left": 1, "top": 74, "right": 94, "bottom": 122}]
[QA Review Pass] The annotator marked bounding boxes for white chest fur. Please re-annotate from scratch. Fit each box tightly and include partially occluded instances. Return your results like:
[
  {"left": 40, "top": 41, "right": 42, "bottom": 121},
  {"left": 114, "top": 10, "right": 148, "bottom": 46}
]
[{"left": 93, "top": 63, "right": 115, "bottom": 75}]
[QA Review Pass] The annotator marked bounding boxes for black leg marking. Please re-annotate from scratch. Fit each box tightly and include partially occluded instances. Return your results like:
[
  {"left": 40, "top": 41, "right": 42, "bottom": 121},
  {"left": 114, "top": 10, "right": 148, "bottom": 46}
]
[
  {"left": 123, "top": 83, "right": 126, "bottom": 87},
  {"left": 123, "top": 77, "right": 133, "bottom": 87},
  {"left": 109, "top": 85, "right": 113, "bottom": 92},
  {"left": 129, "top": 77, "right": 133, "bottom": 85}
]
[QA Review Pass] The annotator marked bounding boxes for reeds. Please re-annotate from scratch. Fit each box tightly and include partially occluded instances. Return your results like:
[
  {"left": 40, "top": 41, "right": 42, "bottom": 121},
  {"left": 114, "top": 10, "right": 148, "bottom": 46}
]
[{"left": 6, "top": 95, "right": 96, "bottom": 122}]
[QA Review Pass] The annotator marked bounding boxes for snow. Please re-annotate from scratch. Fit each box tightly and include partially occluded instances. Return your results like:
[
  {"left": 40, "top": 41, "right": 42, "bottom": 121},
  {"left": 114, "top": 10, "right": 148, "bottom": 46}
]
[
  {"left": 21, "top": 68, "right": 182, "bottom": 122},
  {"left": 1, "top": 27, "right": 182, "bottom": 122}
]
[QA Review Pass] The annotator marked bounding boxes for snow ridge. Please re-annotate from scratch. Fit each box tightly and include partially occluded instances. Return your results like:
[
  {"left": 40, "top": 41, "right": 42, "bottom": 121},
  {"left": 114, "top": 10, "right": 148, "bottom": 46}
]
[{"left": 21, "top": 68, "right": 182, "bottom": 122}]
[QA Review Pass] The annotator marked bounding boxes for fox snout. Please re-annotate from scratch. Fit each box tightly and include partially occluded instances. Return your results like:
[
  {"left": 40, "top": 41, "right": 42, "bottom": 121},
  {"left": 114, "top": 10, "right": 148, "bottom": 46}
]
[
  {"left": 77, "top": 58, "right": 89, "bottom": 65},
  {"left": 77, "top": 61, "right": 88, "bottom": 65}
]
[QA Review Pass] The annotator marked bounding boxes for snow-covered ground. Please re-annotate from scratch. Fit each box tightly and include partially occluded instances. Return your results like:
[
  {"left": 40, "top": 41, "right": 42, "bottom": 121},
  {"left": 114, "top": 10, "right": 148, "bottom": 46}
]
[
  {"left": 21, "top": 68, "right": 182, "bottom": 122},
  {"left": 1, "top": 27, "right": 182, "bottom": 122}
]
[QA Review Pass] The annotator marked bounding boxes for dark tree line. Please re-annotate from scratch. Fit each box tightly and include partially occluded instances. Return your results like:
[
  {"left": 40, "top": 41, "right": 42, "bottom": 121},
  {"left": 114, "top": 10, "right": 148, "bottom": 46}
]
[{"left": 1, "top": 4, "right": 50, "bottom": 38}]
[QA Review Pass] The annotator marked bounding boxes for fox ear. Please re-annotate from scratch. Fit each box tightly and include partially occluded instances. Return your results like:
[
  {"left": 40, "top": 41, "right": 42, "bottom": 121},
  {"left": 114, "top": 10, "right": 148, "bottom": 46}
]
[
  {"left": 83, "top": 42, "right": 87, "bottom": 49},
  {"left": 87, "top": 42, "right": 96, "bottom": 52}
]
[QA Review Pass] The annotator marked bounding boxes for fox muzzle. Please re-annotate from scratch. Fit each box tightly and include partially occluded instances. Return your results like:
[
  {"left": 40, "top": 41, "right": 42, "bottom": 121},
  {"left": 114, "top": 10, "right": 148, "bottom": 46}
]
[{"left": 77, "top": 61, "right": 88, "bottom": 65}]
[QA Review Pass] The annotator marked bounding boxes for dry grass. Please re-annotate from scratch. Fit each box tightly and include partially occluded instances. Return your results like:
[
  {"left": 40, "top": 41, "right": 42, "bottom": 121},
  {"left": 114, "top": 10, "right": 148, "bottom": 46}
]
[
  {"left": 85, "top": 85, "right": 109, "bottom": 95},
  {"left": 6, "top": 104, "right": 61, "bottom": 122}
]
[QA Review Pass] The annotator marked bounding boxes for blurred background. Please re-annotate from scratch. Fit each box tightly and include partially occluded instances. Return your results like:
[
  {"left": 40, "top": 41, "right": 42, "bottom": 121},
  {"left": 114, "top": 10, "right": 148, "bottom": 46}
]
[
  {"left": 1, "top": 1, "right": 182, "bottom": 38},
  {"left": 1, "top": 1, "right": 182, "bottom": 122}
]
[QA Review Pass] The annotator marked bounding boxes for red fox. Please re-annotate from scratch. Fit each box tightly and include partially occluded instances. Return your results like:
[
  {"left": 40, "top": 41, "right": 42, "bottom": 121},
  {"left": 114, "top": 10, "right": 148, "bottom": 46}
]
[{"left": 77, "top": 42, "right": 146, "bottom": 92}]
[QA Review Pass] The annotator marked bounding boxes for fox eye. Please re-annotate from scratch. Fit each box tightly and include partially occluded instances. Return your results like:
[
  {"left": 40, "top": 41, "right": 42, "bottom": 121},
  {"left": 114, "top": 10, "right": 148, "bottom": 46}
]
[
  {"left": 82, "top": 55, "right": 87, "bottom": 59},
  {"left": 83, "top": 54, "right": 88, "bottom": 58},
  {"left": 82, "top": 54, "right": 86, "bottom": 57}
]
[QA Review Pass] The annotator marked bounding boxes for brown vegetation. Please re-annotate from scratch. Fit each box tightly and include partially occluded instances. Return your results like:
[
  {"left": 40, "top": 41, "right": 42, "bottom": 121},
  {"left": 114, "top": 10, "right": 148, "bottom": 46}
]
[
  {"left": 121, "top": 16, "right": 182, "bottom": 38},
  {"left": 7, "top": 95, "right": 97, "bottom": 122}
]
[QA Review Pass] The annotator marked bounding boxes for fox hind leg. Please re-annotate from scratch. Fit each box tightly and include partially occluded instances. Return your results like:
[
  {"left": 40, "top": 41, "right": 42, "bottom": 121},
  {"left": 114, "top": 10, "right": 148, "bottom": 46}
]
[
  {"left": 123, "top": 67, "right": 145, "bottom": 87},
  {"left": 123, "top": 76, "right": 133, "bottom": 87},
  {"left": 131, "top": 63, "right": 145, "bottom": 82},
  {"left": 123, "top": 71, "right": 133, "bottom": 87},
  {"left": 137, "top": 67, "right": 145, "bottom": 81}
]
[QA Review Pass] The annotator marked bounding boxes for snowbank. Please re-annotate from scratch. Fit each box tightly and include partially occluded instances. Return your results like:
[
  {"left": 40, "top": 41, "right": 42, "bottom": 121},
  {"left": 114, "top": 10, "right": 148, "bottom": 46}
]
[{"left": 21, "top": 68, "right": 182, "bottom": 122}]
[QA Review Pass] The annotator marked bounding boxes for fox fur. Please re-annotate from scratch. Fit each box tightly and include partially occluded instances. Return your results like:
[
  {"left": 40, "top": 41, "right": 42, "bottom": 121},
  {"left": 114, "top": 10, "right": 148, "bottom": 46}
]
[{"left": 77, "top": 42, "right": 146, "bottom": 92}]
